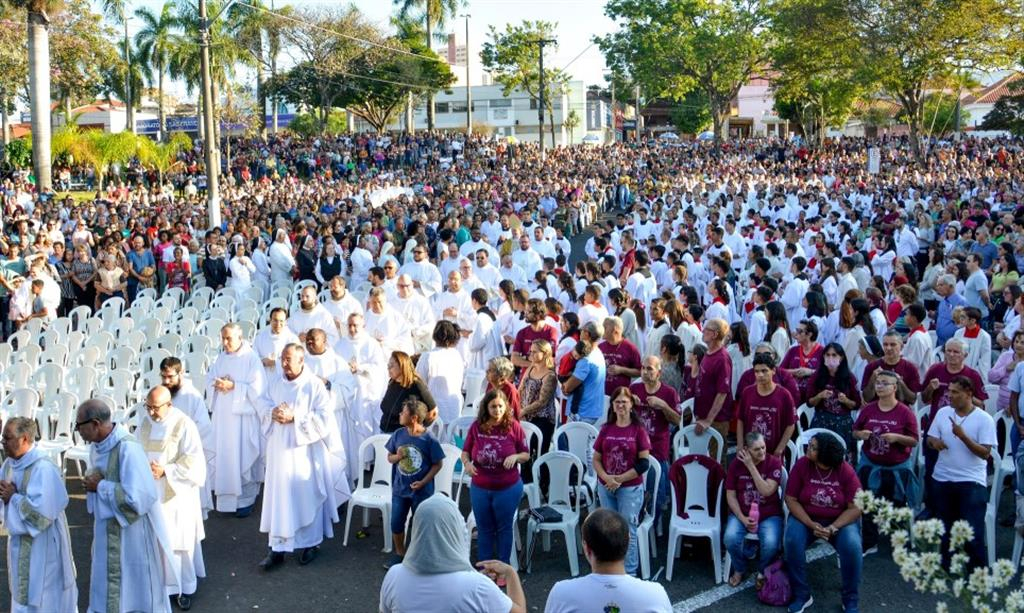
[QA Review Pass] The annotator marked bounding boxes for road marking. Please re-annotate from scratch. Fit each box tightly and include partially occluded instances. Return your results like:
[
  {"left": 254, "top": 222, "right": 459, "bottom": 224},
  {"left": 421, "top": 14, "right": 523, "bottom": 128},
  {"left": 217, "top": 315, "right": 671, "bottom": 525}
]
[{"left": 671, "top": 544, "right": 834, "bottom": 612}]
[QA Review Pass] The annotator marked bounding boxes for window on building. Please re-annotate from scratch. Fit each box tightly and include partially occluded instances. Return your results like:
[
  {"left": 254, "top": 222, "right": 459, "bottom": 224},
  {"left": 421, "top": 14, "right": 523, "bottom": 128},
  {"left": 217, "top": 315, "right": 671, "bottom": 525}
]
[
  {"left": 451, "top": 102, "right": 467, "bottom": 113},
  {"left": 490, "top": 98, "right": 512, "bottom": 109},
  {"left": 435, "top": 102, "right": 449, "bottom": 113}
]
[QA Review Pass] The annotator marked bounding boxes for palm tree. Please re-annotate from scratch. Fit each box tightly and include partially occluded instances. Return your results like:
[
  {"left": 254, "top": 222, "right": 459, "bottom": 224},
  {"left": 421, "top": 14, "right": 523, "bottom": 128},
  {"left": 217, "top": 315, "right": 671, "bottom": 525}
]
[
  {"left": 230, "top": 1, "right": 269, "bottom": 137},
  {"left": 100, "top": 0, "right": 134, "bottom": 132},
  {"left": 13, "top": 0, "right": 63, "bottom": 189},
  {"left": 135, "top": 2, "right": 176, "bottom": 141},
  {"left": 392, "top": 0, "right": 462, "bottom": 131}
]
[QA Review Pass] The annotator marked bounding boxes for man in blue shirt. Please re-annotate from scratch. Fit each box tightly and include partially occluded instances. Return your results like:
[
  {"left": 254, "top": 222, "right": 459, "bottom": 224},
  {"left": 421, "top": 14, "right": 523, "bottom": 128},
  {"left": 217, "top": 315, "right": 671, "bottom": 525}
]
[
  {"left": 970, "top": 228, "right": 999, "bottom": 271},
  {"left": 562, "top": 336, "right": 607, "bottom": 425},
  {"left": 936, "top": 273, "right": 967, "bottom": 346},
  {"left": 125, "top": 235, "right": 156, "bottom": 303}
]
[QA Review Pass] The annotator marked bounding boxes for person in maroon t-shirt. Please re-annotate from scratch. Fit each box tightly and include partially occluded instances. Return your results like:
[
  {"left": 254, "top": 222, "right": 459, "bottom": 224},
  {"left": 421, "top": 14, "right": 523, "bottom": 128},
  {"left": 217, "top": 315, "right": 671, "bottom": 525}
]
[
  {"left": 725, "top": 432, "right": 785, "bottom": 587},
  {"left": 630, "top": 356, "right": 681, "bottom": 517},
  {"left": 922, "top": 339, "right": 988, "bottom": 422},
  {"left": 780, "top": 320, "right": 825, "bottom": 404},
  {"left": 511, "top": 298, "right": 559, "bottom": 371},
  {"left": 484, "top": 357, "right": 522, "bottom": 419},
  {"left": 599, "top": 316, "right": 642, "bottom": 395},
  {"left": 693, "top": 318, "right": 733, "bottom": 460},
  {"left": 736, "top": 344, "right": 801, "bottom": 411},
  {"left": 861, "top": 331, "right": 921, "bottom": 404},
  {"left": 737, "top": 353, "right": 796, "bottom": 458},
  {"left": 807, "top": 343, "right": 861, "bottom": 455}
]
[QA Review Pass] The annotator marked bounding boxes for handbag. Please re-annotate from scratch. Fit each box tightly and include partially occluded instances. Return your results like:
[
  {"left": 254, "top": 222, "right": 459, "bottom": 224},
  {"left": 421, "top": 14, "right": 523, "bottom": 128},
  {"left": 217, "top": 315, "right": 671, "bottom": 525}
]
[{"left": 757, "top": 559, "right": 792, "bottom": 606}]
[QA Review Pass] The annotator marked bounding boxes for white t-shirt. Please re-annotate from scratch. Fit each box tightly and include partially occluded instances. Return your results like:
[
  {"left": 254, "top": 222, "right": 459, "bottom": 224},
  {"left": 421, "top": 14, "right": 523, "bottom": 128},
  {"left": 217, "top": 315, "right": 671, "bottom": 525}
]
[
  {"left": 379, "top": 566, "right": 512, "bottom": 613},
  {"left": 544, "top": 573, "right": 672, "bottom": 613},
  {"left": 927, "top": 406, "right": 997, "bottom": 486}
]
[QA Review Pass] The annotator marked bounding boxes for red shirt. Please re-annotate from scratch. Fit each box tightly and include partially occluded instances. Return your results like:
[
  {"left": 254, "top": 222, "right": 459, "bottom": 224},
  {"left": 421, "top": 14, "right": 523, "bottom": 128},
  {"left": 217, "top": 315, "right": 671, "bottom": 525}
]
[
  {"left": 463, "top": 420, "right": 528, "bottom": 491},
  {"left": 786, "top": 456, "right": 861, "bottom": 523},
  {"left": 780, "top": 343, "right": 824, "bottom": 403},
  {"left": 735, "top": 368, "right": 800, "bottom": 413},
  {"left": 807, "top": 374, "right": 861, "bottom": 415},
  {"left": 599, "top": 339, "right": 642, "bottom": 395},
  {"left": 922, "top": 363, "right": 988, "bottom": 421},
  {"left": 594, "top": 421, "right": 652, "bottom": 488},
  {"left": 486, "top": 381, "right": 521, "bottom": 420},
  {"left": 726, "top": 454, "right": 785, "bottom": 518},
  {"left": 854, "top": 401, "right": 919, "bottom": 465},
  {"left": 738, "top": 385, "right": 796, "bottom": 454},
  {"left": 512, "top": 324, "right": 558, "bottom": 361},
  {"left": 629, "top": 381, "right": 681, "bottom": 462},
  {"left": 861, "top": 358, "right": 922, "bottom": 395},
  {"left": 694, "top": 347, "right": 733, "bottom": 422}
]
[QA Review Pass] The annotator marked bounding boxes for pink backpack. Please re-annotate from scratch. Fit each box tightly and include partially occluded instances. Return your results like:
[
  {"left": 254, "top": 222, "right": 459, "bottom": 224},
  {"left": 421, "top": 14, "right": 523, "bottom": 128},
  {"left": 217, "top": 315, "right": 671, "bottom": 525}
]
[{"left": 757, "top": 560, "right": 791, "bottom": 606}]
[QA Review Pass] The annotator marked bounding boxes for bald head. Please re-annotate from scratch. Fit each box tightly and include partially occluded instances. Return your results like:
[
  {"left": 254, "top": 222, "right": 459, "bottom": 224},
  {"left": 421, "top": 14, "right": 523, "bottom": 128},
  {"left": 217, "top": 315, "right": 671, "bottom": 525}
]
[{"left": 146, "top": 385, "right": 173, "bottom": 421}]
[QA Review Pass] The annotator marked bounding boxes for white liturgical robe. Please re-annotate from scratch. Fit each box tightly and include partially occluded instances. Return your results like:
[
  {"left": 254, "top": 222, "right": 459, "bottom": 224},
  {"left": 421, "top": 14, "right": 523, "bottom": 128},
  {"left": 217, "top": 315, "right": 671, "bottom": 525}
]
[
  {"left": 468, "top": 309, "right": 503, "bottom": 372},
  {"left": 392, "top": 292, "right": 437, "bottom": 353},
  {"left": 322, "top": 292, "right": 364, "bottom": 336},
  {"left": 268, "top": 241, "right": 295, "bottom": 287},
  {"left": 0, "top": 447, "right": 77, "bottom": 613},
  {"left": 137, "top": 408, "right": 207, "bottom": 596},
  {"left": 398, "top": 260, "right": 443, "bottom": 298},
  {"left": 364, "top": 306, "right": 414, "bottom": 357},
  {"left": 206, "top": 342, "right": 266, "bottom": 513},
  {"left": 350, "top": 247, "right": 374, "bottom": 286},
  {"left": 87, "top": 426, "right": 177, "bottom": 613},
  {"left": 288, "top": 305, "right": 341, "bottom": 345},
  {"left": 258, "top": 367, "right": 351, "bottom": 552},
  {"left": 334, "top": 333, "right": 388, "bottom": 476},
  {"left": 170, "top": 379, "right": 214, "bottom": 518},
  {"left": 253, "top": 327, "right": 300, "bottom": 377}
]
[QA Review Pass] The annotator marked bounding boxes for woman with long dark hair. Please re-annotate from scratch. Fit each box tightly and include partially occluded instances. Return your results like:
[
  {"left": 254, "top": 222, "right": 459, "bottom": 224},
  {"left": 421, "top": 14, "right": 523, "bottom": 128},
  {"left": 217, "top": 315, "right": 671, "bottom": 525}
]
[
  {"left": 807, "top": 343, "right": 861, "bottom": 453},
  {"left": 765, "top": 301, "right": 792, "bottom": 361},
  {"left": 659, "top": 334, "right": 687, "bottom": 399},
  {"left": 844, "top": 298, "right": 878, "bottom": 384},
  {"left": 728, "top": 321, "right": 752, "bottom": 397}
]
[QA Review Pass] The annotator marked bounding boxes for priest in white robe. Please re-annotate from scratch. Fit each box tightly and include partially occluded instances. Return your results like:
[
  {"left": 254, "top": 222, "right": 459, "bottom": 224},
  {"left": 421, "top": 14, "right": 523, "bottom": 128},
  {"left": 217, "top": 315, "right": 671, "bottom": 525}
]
[
  {"left": 79, "top": 399, "right": 177, "bottom": 613},
  {"left": 161, "top": 357, "right": 216, "bottom": 519},
  {"left": 364, "top": 287, "right": 414, "bottom": 357},
  {"left": 206, "top": 324, "right": 266, "bottom": 516},
  {"left": 253, "top": 307, "right": 299, "bottom": 378},
  {"left": 392, "top": 274, "right": 437, "bottom": 353},
  {"left": 303, "top": 328, "right": 346, "bottom": 386},
  {"left": 138, "top": 387, "right": 207, "bottom": 609},
  {"left": 0, "top": 418, "right": 77, "bottom": 613},
  {"left": 512, "top": 235, "right": 544, "bottom": 280},
  {"left": 499, "top": 253, "right": 529, "bottom": 290},
  {"left": 268, "top": 229, "right": 295, "bottom": 288},
  {"left": 322, "top": 276, "right": 363, "bottom": 337},
  {"left": 469, "top": 289, "right": 504, "bottom": 372},
  {"left": 432, "top": 270, "right": 476, "bottom": 359},
  {"left": 334, "top": 312, "right": 387, "bottom": 478},
  {"left": 256, "top": 344, "right": 351, "bottom": 569},
  {"left": 288, "top": 285, "right": 340, "bottom": 345},
  {"left": 349, "top": 236, "right": 375, "bottom": 288},
  {"left": 398, "top": 244, "right": 443, "bottom": 298}
]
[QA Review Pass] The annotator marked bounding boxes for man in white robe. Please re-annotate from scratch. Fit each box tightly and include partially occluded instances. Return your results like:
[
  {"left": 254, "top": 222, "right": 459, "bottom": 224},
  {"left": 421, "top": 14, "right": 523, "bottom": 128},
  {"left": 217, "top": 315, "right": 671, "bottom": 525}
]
[
  {"left": 288, "top": 285, "right": 340, "bottom": 345},
  {"left": 257, "top": 344, "right": 351, "bottom": 569},
  {"left": 499, "top": 253, "right": 529, "bottom": 290},
  {"left": 206, "top": 323, "right": 266, "bottom": 516},
  {"left": 0, "top": 418, "right": 78, "bottom": 613},
  {"left": 469, "top": 289, "right": 504, "bottom": 372},
  {"left": 438, "top": 241, "right": 463, "bottom": 285},
  {"left": 433, "top": 270, "right": 476, "bottom": 360},
  {"left": 322, "top": 276, "right": 363, "bottom": 337},
  {"left": 512, "top": 235, "right": 544, "bottom": 280},
  {"left": 349, "top": 236, "right": 375, "bottom": 288},
  {"left": 471, "top": 249, "right": 503, "bottom": 291},
  {"left": 459, "top": 226, "right": 500, "bottom": 266},
  {"left": 398, "top": 243, "right": 442, "bottom": 298},
  {"left": 392, "top": 274, "right": 437, "bottom": 353},
  {"left": 79, "top": 399, "right": 177, "bottom": 613},
  {"left": 253, "top": 307, "right": 299, "bottom": 377},
  {"left": 268, "top": 229, "right": 295, "bottom": 287},
  {"left": 161, "top": 357, "right": 215, "bottom": 519},
  {"left": 303, "top": 328, "right": 346, "bottom": 386},
  {"left": 138, "top": 387, "right": 207, "bottom": 610},
  {"left": 364, "top": 287, "right": 414, "bottom": 357},
  {"left": 334, "top": 312, "right": 387, "bottom": 477}
]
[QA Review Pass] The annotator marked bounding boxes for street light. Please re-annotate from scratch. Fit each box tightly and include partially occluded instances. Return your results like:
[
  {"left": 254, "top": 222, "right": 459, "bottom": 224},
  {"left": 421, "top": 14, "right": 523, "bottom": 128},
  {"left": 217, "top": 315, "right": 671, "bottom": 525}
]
[
  {"left": 198, "top": 0, "right": 236, "bottom": 230},
  {"left": 459, "top": 13, "right": 471, "bottom": 136}
]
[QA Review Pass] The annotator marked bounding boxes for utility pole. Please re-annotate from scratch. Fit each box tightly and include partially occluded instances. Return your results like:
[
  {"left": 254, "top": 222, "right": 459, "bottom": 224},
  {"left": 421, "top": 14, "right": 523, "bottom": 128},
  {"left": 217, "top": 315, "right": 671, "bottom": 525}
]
[
  {"left": 608, "top": 74, "right": 616, "bottom": 143},
  {"left": 635, "top": 84, "right": 642, "bottom": 142},
  {"left": 199, "top": 0, "right": 221, "bottom": 230},
  {"left": 535, "top": 37, "right": 556, "bottom": 159},
  {"left": 460, "top": 14, "right": 472, "bottom": 136}
]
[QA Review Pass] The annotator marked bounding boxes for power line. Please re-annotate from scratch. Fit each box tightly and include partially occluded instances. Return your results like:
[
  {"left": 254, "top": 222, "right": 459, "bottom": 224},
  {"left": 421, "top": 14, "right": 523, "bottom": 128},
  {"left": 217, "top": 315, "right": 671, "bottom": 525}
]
[{"left": 558, "top": 41, "right": 595, "bottom": 73}]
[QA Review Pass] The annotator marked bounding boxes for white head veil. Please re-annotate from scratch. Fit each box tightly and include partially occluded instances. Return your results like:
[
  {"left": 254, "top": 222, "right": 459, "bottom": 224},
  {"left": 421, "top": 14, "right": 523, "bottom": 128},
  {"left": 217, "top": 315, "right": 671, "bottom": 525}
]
[{"left": 401, "top": 495, "right": 475, "bottom": 575}]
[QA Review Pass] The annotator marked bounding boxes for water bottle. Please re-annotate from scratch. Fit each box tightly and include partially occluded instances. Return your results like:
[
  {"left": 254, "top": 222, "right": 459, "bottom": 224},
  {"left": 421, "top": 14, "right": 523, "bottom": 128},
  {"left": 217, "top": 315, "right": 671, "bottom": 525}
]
[{"left": 747, "top": 500, "right": 760, "bottom": 533}]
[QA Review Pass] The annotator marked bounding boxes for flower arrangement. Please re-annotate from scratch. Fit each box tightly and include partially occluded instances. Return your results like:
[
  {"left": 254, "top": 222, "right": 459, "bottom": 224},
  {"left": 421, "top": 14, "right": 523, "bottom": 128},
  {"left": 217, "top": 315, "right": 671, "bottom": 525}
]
[{"left": 855, "top": 490, "right": 1024, "bottom": 612}]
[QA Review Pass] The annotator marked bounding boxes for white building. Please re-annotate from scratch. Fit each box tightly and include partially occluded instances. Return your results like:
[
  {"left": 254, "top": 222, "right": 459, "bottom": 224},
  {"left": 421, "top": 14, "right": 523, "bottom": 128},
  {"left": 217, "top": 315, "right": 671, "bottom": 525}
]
[
  {"left": 349, "top": 80, "right": 590, "bottom": 144},
  {"left": 48, "top": 100, "right": 158, "bottom": 133}
]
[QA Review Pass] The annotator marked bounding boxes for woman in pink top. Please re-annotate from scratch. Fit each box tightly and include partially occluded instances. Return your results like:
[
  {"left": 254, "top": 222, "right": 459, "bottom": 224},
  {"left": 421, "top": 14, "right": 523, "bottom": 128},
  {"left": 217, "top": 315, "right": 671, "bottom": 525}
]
[{"left": 461, "top": 390, "right": 529, "bottom": 565}]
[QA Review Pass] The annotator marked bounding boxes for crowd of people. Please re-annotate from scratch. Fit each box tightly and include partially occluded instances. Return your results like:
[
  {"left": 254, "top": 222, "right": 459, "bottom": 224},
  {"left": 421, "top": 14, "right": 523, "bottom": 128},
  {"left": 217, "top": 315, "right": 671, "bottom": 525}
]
[{"left": 1, "top": 130, "right": 1023, "bottom": 613}]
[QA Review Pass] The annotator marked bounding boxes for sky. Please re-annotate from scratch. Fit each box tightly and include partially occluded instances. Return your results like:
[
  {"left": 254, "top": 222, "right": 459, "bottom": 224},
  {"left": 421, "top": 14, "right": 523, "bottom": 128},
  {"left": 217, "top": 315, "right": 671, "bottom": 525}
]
[{"left": 108, "top": 0, "right": 617, "bottom": 105}]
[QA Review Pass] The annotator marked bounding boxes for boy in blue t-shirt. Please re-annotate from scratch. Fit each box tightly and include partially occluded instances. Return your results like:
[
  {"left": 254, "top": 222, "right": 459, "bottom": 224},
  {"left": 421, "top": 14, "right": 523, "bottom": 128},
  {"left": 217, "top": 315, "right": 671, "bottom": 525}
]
[{"left": 384, "top": 399, "right": 445, "bottom": 569}]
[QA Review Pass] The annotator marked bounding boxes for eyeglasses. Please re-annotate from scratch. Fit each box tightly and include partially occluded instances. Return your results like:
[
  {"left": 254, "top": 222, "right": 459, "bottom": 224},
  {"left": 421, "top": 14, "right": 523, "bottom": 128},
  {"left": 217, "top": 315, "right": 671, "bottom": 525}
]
[
  {"left": 145, "top": 401, "right": 170, "bottom": 410},
  {"left": 74, "top": 418, "right": 96, "bottom": 431}
]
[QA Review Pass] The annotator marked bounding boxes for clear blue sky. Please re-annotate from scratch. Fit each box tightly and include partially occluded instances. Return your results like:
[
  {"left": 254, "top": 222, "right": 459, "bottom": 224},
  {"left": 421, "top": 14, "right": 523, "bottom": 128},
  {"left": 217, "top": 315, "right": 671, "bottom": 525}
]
[{"left": 114, "top": 0, "right": 615, "bottom": 103}]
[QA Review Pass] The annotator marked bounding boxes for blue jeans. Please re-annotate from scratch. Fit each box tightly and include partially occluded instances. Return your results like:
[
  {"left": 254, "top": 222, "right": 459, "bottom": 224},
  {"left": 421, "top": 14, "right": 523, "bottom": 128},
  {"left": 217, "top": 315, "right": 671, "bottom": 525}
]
[
  {"left": 391, "top": 487, "right": 433, "bottom": 534},
  {"left": 470, "top": 479, "right": 523, "bottom": 564},
  {"left": 784, "top": 516, "right": 862, "bottom": 609},
  {"left": 724, "top": 514, "right": 782, "bottom": 575},
  {"left": 931, "top": 479, "right": 988, "bottom": 570},
  {"left": 598, "top": 483, "right": 644, "bottom": 575}
]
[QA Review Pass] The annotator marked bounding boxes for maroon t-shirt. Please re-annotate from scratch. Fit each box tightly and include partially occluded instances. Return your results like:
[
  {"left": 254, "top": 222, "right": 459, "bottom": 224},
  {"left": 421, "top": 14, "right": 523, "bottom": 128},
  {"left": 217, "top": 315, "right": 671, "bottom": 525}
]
[
  {"left": 785, "top": 456, "right": 862, "bottom": 523},
  {"left": 594, "top": 422, "right": 652, "bottom": 487},
  {"left": 861, "top": 358, "right": 922, "bottom": 395},
  {"left": 735, "top": 368, "right": 801, "bottom": 412},
  {"left": 854, "top": 401, "right": 919, "bottom": 465},
  {"left": 726, "top": 453, "right": 785, "bottom": 518},
  {"left": 807, "top": 374, "right": 861, "bottom": 415},
  {"left": 738, "top": 385, "right": 797, "bottom": 454},
  {"left": 463, "top": 420, "right": 528, "bottom": 491},
  {"left": 600, "top": 339, "right": 642, "bottom": 395},
  {"left": 512, "top": 324, "right": 558, "bottom": 361},
  {"left": 630, "top": 381, "right": 681, "bottom": 462},
  {"left": 780, "top": 343, "right": 824, "bottom": 403},
  {"left": 922, "top": 363, "right": 988, "bottom": 421},
  {"left": 694, "top": 347, "right": 733, "bottom": 422}
]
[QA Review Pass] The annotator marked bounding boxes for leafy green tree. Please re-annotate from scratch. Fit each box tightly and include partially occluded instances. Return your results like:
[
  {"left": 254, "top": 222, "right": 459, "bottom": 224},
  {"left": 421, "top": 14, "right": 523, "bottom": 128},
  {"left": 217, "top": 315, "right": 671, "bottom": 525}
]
[
  {"left": 564, "top": 109, "right": 581, "bottom": 142},
  {"left": 0, "top": 10, "right": 26, "bottom": 155},
  {"left": 134, "top": 2, "right": 177, "bottom": 141},
  {"left": 392, "top": 0, "right": 464, "bottom": 130},
  {"left": 598, "top": 0, "right": 771, "bottom": 145},
  {"left": 671, "top": 90, "right": 712, "bottom": 135},
  {"left": 481, "top": 20, "right": 570, "bottom": 148},
  {"left": 138, "top": 131, "right": 190, "bottom": 184},
  {"left": 6, "top": 137, "right": 31, "bottom": 169},
  {"left": 50, "top": 1, "right": 120, "bottom": 117},
  {"left": 286, "top": 111, "right": 347, "bottom": 138},
  {"left": 981, "top": 78, "right": 1024, "bottom": 136},
  {"left": 900, "top": 93, "right": 969, "bottom": 137},
  {"left": 98, "top": 0, "right": 134, "bottom": 131}
]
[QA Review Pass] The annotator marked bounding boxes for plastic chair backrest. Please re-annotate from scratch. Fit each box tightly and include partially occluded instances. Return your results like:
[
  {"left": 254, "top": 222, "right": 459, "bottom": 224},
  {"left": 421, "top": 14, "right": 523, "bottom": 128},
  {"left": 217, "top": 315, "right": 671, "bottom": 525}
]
[
  {"left": 7, "top": 388, "right": 40, "bottom": 417},
  {"left": 435, "top": 443, "right": 462, "bottom": 498},
  {"left": 15, "top": 344, "right": 41, "bottom": 368},
  {"left": 551, "top": 422, "right": 599, "bottom": 468},
  {"left": 534, "top": 451, "right": 584, "bottom": 511},
  {"left": 6, "top": 362, "right": 32, "bottom": 388},
  {"left": 68, "top": 305, "right": 92, "bottom": 331},
  {"left": 426, "top": 416, "right": 446, "bottom": 442},
  {"left": 357, "top": 434, "right": 392, "bottom": 489},
  {"left": 674, "top": 424, "right": 725, "bottom": 461},
  {"left": 8, "top": 329, "right": 30, "bottom": 352},
  {"left": 643, "top": 459, "right": 662, "bottom": 520},
  {"left": 796, "top": 428, "right": 847, "bottom": 456},
  {"left": 989, "top": 449, "right": 1004, "bottom": 510},
  {"left": 462, "top": 368, "right": 487, "bottom": 414},
  {"left": 445, "top": 416, "right": 477, "bottom": 446},
  {"left": 681, "top": 461, "right": 716, "bottom": 517}
]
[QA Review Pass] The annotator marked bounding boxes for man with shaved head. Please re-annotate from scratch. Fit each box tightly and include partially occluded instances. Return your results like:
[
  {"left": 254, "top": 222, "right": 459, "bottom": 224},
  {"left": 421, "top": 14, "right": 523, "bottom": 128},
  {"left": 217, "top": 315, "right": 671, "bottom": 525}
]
[
  {"left": 78, "top": 398, "right": 176, "bottom": 613},
  {"left": 137, "top": 385, "right": 207, "bottom": 610},
  {"left": 391, "top": 273, "right": 436, "bottom": 352},
  {"left": 0, "top": 416, "right": 78, "bottom": 612}
]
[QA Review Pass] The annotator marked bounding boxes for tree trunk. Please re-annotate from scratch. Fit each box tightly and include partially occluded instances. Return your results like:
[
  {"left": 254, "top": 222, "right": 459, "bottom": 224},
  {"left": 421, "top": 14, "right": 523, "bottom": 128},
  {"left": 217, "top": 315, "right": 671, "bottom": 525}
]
[
  {"left": 270, "top": 48, "right": 278, "bottom": 134},
  {"left": 196, "top": 91, "right": 204, "bottom": 141},
  {"left": 548, "top": 104, "right": 556, "bottom": 149},
  {"left": 124, "top": 16, "right": 134, "bottom": 133},
  {"left": 256, "top": 39, "right": 266, "bottom": 139},
  {"left": 405, "top": 92, "right": 413, "bottom": 134},
  {"left": 158, "top": 64, "right": 166, "bottom": 142},
  {"left": 28, "top": 11, "right": 51, "bottom": 190},
  {"left": 1, "top": 100, "right": 9, "bottom": 162},
  {"left": 425, "top": 16, "right": 435, "bottom": 131}
]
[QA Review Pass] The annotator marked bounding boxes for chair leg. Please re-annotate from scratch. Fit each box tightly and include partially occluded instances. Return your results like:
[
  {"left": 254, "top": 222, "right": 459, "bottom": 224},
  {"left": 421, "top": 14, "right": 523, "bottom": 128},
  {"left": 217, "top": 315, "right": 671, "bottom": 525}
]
[
  {"left": 383, "top": 507, "right": 393, "bottom": 553},
  {"left": 565, "top": 527, "right": 580, "bottom": 577},
  {"left": 710, "top": 531, "right": 723, "bottom": 584},
  {"left": 666, "top": 527, "right": 678, "bottom": 581},
  {"left": 543, "top": 531, "right": 551, "bottom": 552},
  {"left": 343, "top": 504, "right": 354, "bottom": 547},
  {"left": 638, "top": 527, "right": 650, "bottom": 580},
  {"left": 362, "top": 507, "right": 369, "bottom": 528},
  {"left": 525, "top": 521, "right": 536, "bottom": 574},
  {"left": 1014, "top": 531, "right": 1024, "bottom": 569}
]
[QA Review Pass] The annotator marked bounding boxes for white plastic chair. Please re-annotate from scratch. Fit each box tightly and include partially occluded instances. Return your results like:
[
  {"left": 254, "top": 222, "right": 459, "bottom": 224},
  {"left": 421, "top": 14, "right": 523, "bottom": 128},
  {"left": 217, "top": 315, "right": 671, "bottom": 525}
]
[
  {"left": 84, "top": 330, "right": 115, "bottom": 355},
  {"left": 68, "top": 305, "right": 92, "bottom": 331},
  {"left": 343, "top": 434, "right": 394, "bottom": 552},
  {"left": 164, "top": 287, "right": 186, "bottom": 308},
  {"left": 796, "top": 403, "right": 816, "bottom": 435},
  {"left": 188, "top": 286, "right": 215, "bottom": 312},
  {"left": 31, "top": 363, "right": 65, "bottom": 403},
  {"left": 109, "top": 316, "right": 135, "bottom": 343},
  {"left": 135, "top": 317, "right": 164, "bottom": 341},
  {"left": 795, "top": 428, "right": 847, "bottom": 459},
  {"left": 100, "top": 369, "right": 136, "bottom": 409},
  {"left": 637, "top": 459, "right": 662, "bottom": 580},
  {"left": 444, "top": 415, "right": 477, "bottom": 503},
  {"left": 8, "top": 329, "right": 31, "bottom": 352},
  {"left": 462, "top": 368, "right": 487, "bottom": 416},
  {"left": 984, "top": 384, "right": 1001, "bottom": 416},
  {"left": 986, "top": 449, "right": 1005, "bottom": 567},
  {"left": 0, "top": 341, "right": 12, "bottom": 368},
  {"left": 139, "top": 348, "right": 172, "bottom": 377},
  {"left": 98, "top": 297, "right": 126, "bottom": 329},
  {"left": 3, "top": 362, "right": 33, "bottom": 392},
  {"left": 153, "top": 332, "right": 182, "bottom": 355},
  {"left": 551, "top": 421, "right": 599, "bottom": 507},
  {"left": 433, "top": 443, "right": 462, "bottom": 499},
  {"left": 673, "top": 424, "right": 726, "bottom": 463},
  {"left": 107, "top": 346, "right": 137, "bottom": 373},
  {"left": 38, "top": 345, "right": 68, "bottom": 367},
  {"left": 13, "top": 344, "right": 41, "bottom": 370},
  {"left": 426, "top": 415, "right": 445, "bottom": 442},
  {"left": 997, "top": 413, "right": 1016, "bottom": 477},
  {"left": 136, "top": 287, "right": 158, "bottom": 303},
  {"left": 65, "top": 366, "right": 99, "bottom": 401},
  {"left": 666, "top": 457, "right": 725, "bottom": 583},
  {"left": 2, "top": 388, "right": 40, "bottom": 420},
  {"left": 525, "top": 451, "right": 585, "bottom": 576}
]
